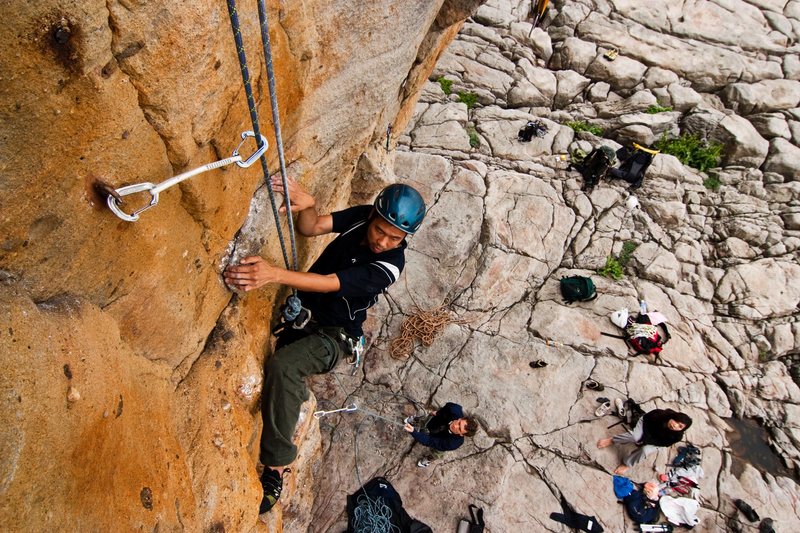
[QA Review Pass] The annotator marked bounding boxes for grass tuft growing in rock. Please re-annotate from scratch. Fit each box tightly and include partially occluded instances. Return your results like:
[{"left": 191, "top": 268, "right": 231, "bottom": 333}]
[
  {"left": 654, "top": 133, "right": 723, "bottom": 173},
  {"left": 566, "top": 120, "right": 604, "bottom": 136},
  {"left": 598, "top": 241, "right": 638, "bottom": 280},
  {"left": 618, "top": 241, "right": 638, "bottom": 267},
  {"left": 457, "top": 91, "right": 478, "bottom": 109},
  {"left": 598, "top": 256, "right": 624, "bottom": 280},
  {"left": 437, "top": 76, "right": 453, "bottom": 95},
  {"left": 467, "top": 126, "right": 479, "bottom": 148},
  {"left": 703, "top": 173, "right": 721, "bottom": 191},
  {"left": 645, "top": 104, "right": 673, "bottom": 114}
]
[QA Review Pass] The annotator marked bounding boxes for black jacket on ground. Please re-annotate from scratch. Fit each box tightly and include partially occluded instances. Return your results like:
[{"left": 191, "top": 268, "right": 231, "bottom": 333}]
[
  {"left": 640, "top": 409, "right": 690, "bottom": 447},
  {"left": 410, "top": 402, "right": 465, "bottom": 452}
]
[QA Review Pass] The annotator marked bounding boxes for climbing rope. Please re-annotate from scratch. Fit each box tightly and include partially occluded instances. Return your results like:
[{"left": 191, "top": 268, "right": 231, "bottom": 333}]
[
  {"left": 254, "top": 0, "right": 298, "bottom": 271},
  {"left": 389, "top": 304, "right": 463, "bottom": 360},
  {"left": 351, "top": 494, "right": 401, "bottom": 533},
  {"left": 106, "top": 131, "right": 268, "bottom": 222},
  {"left": 225, "top": 0, "right": 297, "bottom": 271}
]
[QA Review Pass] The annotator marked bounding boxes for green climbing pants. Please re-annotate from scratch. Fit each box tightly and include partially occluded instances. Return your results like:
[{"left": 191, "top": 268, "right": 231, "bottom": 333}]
[{"left": 260, "top": 327, "right": 344, "bottom": 467}]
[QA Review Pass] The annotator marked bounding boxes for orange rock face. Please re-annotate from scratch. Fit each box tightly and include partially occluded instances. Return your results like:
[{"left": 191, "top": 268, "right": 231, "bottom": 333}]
[{"left": 0, "top": 0, "right": 480, "bottom": 530}]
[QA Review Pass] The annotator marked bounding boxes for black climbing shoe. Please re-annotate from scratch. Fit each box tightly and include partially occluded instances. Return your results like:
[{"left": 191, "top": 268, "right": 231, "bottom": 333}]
[
  {"left": 758, "top": 518, "right": 775, "bottom": 533},
  {"left": 259, "top": 467, "right": 290, "bottom": 514},
  {"left": 734, "top": 499, "right": 760, "bottom": 522},
  {"left": 585, "top": 379, "right": 605, "bottom": 391}
]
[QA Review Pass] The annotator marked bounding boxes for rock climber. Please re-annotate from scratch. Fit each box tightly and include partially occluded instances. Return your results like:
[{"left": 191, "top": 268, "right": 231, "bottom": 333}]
[
  {"left": 224, "top": 177, "right": 426, "bottom": 514},
  {"left": 403, "top": 401, "right": 478, "bottom": 467},
  {"left": 596, "top": 407, "right": 693, "bottom": 475}
]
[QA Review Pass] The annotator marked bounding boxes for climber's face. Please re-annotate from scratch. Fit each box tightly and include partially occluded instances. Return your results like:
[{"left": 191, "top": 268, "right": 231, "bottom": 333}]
[
  {"left": 366, "top": 216, "right": 406, "bottom": 254},
  {"left": 667, "top": 420, "right": 687, "bottom": 432},
  {"left": 449, "top": 419, "right": 468, "bottom": 436}
]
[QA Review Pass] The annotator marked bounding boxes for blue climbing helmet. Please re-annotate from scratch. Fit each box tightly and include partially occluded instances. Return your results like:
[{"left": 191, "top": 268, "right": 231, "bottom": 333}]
[{"left": 373, "top": 184, "right": 426, "bottom": 234}]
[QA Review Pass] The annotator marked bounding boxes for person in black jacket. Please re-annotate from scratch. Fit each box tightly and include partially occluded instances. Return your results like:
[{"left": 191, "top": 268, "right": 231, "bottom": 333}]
[
  {"left": 597, "top": 408, "right": 692, "bottom": 475},
  {"left": 404, "top": 402, "right": 478, "bottom": 467},
  {"left": 225, "top": 179, "right": 426, "bottom": 513}
]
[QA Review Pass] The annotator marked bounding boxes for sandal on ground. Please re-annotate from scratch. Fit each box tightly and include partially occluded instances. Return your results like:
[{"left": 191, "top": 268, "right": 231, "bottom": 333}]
[
  {"left": 615, "top": 398, "right": 626, "bottom": 417},
  {"left": 585, "top": 379, "right": 605, "bottom": 391},
  {"left": 529, "top": 360, "right": 548, "bottom": 368},
  {"left": 259, "top": 467, "right": 291, "bottom": 514},
  {"left": 595, "top": 400, "right": 612, "bottom": 417},
  {"left": 734, "top": 499, "right": 760, "bottom": 522}
]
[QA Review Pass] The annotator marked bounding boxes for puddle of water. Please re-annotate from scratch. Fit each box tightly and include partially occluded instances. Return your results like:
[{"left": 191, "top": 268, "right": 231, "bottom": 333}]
[{"left": 726, "top": 417, "right": 795, "bottom": 480}]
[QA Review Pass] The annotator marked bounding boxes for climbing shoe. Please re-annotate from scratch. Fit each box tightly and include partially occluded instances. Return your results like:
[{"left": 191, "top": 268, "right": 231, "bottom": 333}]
[
  {"left": 734, "top": 499, "right": 760, "bottom": 522},
  {"left": 259, "top": 467, "right": 290, "bottom": 514},
  {"left": 758, "top": 518, "right": 775, "bottom": 533},
  {"left": 584, "top": 379, "right": 605, "bottom": 391}
]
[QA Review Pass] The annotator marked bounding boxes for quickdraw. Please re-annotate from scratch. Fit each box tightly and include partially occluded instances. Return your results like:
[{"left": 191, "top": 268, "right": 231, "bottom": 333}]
[
  {"left": 107, "top": 131, "right": 267, "bottom": 222},
  {"left": 313, "top": 403, "right": 358, "bottom": 419}
]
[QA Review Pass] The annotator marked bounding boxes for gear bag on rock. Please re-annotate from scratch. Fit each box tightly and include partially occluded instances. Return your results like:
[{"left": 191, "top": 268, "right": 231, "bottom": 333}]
[
  {"left": 560, "top": 276, "right": 597, "bottom": 304},
  {"left": 626, "top": 313, "right": 670, "bottom": 358}
]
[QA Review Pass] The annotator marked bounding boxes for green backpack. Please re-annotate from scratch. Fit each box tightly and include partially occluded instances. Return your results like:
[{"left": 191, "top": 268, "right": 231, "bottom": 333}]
[{"left": 560, "top": 276, "right": 597, "bottom": 304}]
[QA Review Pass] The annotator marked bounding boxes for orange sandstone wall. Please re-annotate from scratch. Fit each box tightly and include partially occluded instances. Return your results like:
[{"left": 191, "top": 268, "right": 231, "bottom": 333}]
[{"left": 0, "top": 0, "right": 482, "bottom": 531}]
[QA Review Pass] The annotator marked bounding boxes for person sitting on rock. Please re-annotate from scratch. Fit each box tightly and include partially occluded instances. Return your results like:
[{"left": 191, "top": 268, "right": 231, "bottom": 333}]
[
  {"left": 403, "top": 402, "right": 478, "bottom": 467},
  {"left": 597, "top": 408, "right": 692, "bottom": 475},
  {"left": 224, "top": 178, "right": 426, "bottom": 514}
]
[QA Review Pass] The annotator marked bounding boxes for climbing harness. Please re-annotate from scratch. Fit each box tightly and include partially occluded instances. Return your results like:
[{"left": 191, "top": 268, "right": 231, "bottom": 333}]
[
  {"left": 106, "top": 131, "right": 267, "bottom": 222},
  {"left": 348, "top": 335, "right": 366, "bottom": 375}
]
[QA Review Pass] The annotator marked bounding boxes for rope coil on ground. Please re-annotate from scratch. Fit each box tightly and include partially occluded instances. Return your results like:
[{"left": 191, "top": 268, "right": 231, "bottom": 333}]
[
  {"left": 351, "top": 494, "right": 401, "bottom": 533},
  {"left": 389, "top": 304, "right": 464, "bottom": 360}
]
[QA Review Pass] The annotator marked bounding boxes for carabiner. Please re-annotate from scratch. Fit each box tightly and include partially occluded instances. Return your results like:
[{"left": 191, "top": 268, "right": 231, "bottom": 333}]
[
  {"left": 313, "top": 403, "right": 358, "bottom": 419},
  {"left": 234, "top": 131, "right": 269, "bottom": 168},
  {"left": 106, "top": 182, "right": 159, "bottom": 222}
]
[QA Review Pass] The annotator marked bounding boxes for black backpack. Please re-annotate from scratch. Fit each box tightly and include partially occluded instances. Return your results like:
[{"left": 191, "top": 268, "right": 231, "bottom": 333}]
[
  {"left": 560, "top": 276, "right": 597, "bottom": 304},
  {"left": 578, "top": 146, "right": 616, "bottom": 191},
  {"left": 458, "top": 504, "right": 485, "bottom": 533},
  {"left": 622, "top": 490, "right": 660, "bottom": 524},
  {"left": 518, "top": 120, "right": 547, "bottom": 142}
]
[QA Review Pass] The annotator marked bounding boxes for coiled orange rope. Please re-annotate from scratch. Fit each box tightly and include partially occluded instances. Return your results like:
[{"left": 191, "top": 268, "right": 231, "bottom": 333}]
[{"left": 389, "top": 305, "right": 465, "bottom": 360}]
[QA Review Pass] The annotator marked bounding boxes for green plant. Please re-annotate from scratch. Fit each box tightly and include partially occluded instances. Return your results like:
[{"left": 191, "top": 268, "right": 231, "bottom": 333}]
[
  {"left": 467, "top": 126, "right": 479, "bottom": 148},
  {"left": 457, "top": 91, "right": 479, "bottom": 109},
  {"left": 598, "top": 255, "right": 624, "bottom": 280},
  {"left": 437, "top": 76, "right": 453, "bottom": 95},
  {"left": 645, "top": 104, "right": 673, "bottom": 114},
  {"left": 618, "top": 241, "right": 639, "bottom": 267},
  {"left": 654, "top": 133, "right": 723, "bottom": 173},
  {"left": 703, "top": 173, "right": 721, "bottom": 191},
  {"left": 566, "top": 120, "right": 604, "bottom": 137}
]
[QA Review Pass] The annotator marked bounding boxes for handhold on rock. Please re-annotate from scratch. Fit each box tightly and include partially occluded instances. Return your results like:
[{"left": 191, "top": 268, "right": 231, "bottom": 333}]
[
  {"left": 625, "top": 196, "right": 640, "bottom": 210},
  {"left": 67, "top": 386, "right": 80, "bottom": 403}
]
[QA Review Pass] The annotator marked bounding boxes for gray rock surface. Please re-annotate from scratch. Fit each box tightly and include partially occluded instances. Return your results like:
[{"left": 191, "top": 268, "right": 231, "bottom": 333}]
[{"left": 308, "top": 1, "right": 800, "bottom": 531}]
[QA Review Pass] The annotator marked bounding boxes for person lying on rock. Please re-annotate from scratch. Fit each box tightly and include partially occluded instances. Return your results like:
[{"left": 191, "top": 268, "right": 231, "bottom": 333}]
[
  {"left": 224, "top": 177, "right": 426, "bottom": 514},
  {"left": 403, "top": 402, "right": 478, "bottom": 467},
  {"left": 597, "top": 408, "right": 692, "bottom": 475}
]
